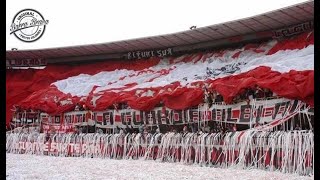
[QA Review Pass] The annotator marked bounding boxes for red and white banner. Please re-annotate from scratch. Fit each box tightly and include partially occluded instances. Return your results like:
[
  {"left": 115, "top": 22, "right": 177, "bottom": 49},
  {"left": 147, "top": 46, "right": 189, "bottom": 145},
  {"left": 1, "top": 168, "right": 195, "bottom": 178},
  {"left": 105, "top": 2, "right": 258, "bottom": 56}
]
[
  {"left": 37, "top": 99, "right": 303, "bottom": 129},
  {"left": 6, "top": 31, "right": 314, "bottom": 127}
]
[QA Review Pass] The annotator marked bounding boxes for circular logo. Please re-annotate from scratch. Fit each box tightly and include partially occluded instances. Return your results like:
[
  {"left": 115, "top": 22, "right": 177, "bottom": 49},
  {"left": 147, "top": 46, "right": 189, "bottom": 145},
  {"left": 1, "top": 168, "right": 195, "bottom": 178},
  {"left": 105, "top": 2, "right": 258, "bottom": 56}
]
[{"left": 10, "top": 9, "right": 49, "bottom": 42}]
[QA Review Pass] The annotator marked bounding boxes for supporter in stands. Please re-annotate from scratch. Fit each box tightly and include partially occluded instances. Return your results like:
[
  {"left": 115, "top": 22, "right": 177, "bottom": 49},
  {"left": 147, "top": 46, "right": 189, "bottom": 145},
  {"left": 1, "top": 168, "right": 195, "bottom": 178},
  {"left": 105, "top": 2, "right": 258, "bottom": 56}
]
[
  {"left": 254, "top": 85, "right": 265, "bottom": 99},
  {"left": 189, "top": 123, "right": 197, "bottom": 133},
  {"left": 173, "top": 128, "right": 177, "bottom": 134},
  {"left": 225, "top": 124, "right": 231, "bottom": 132},
  {"left": 114, "top": 126, "right": 120, "bottom": 134},
  {"left": 74, "top": 126, "right": 80, "bottom": 135},
  {"left": 79, "top": 104, "right": 85, "bottom": 111},
  {"left": 215, "top": 93, "right": 223, "bottom": 103},
  {"left": 113, "top": 103, "right": 119, "bottom": 112},
  {"left": 245, "top": 88, "right": 255, "bottom": 100},
  {"left": 295, "top": 124, "right": 301, "bottom": 130},
  {"left": 78, "top": 127, "right": 83, "bottom": 134},
  {"left": 121, "top": 103, "right": 129, "bottom": 109},
  {"left": 254, "top": 122, "right": 260, "bottom": 128},
  {"left": 156, "top": 125, "right": 160, "bottom": 134},
  {"left": 232, "top": 123, "right": 237, "bottom": 132},
  {"left": 125, "top": 124, "right": 132, "bottom": 134},
  {"left": 232, "top": 95, "right": 241, "bottom": 104},
  {"left": 45, "top": 132, "right": 51, "bottom": 142},
  {"left": 139, "top": 123, "right": 145, "bottom": 134},
  {"left": 211, "top": 90, "right": 217, "bottom": 103},
  {"left": 203, "top": 86, "right": 211, "bottom": 105},
  {"left": 74, "top": 103, "right": 81, "bottom": 111},
  {"left": 97, "top": 128, "right": 103, "bottom": 134},
  {"left": 182, "top": 125, "right": 188, "bottom": 136},
  {"left": 264, "top": 88, "right": 273, "bottom": 98}
]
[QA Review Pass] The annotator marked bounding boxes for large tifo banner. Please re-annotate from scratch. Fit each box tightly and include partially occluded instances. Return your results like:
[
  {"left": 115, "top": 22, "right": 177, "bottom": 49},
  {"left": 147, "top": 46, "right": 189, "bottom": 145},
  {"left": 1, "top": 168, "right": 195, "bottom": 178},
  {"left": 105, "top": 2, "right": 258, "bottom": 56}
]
[{"left": 37, "top": 98, "right": 303, "bottom": 129}]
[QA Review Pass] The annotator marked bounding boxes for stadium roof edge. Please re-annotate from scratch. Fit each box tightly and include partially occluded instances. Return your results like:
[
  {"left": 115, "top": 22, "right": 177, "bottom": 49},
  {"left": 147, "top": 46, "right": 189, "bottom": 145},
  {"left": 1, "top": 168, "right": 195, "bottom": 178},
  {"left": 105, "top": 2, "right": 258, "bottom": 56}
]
[{"left": 6, "top": 0, "right": 314, "bottom": 66}]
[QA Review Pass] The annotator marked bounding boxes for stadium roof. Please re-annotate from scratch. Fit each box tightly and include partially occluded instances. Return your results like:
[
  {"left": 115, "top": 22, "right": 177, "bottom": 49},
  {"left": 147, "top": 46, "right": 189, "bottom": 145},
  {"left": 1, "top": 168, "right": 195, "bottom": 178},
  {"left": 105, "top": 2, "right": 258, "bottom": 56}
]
[{"left": 6, "top": 0, "right": 314, "bottom": 65}]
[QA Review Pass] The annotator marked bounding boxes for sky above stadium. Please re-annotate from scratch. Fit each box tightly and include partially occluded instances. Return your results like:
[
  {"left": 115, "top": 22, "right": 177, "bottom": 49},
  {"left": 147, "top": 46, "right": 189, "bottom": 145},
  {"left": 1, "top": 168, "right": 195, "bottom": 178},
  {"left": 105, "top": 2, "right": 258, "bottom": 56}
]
[{"left": 6, "top": 0, "right": 307, "bottom": 50}]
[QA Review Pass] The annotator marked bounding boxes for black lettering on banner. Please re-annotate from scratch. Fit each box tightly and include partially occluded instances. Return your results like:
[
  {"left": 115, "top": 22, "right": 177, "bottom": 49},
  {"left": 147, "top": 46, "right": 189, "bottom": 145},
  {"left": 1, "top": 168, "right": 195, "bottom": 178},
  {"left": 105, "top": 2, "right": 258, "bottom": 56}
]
[
  {"left": 121, "top": 111, "right": 134, "bottom": 125},
  {"left": 239, "top": 105, "right": 252, "bottom": 123},
  {"left": 167, "top": 48, "right": 173, "bottom": 56},
  {"left": 54, "top": 116, "right": 60, "bottom": 124},
  {"left": 201, "top": 110, "right": 212, "bottom": 122},
  {"left": 132, "top": 111, "right": 143, "bottom": 125},
  {"left": 103, "top": 112, "right": 114, "bottom": 125},
  {"left": 144, "top": 111, "right": 156, "bottom": 125},
  {"left": 29, "top": 59, "right": 34, "bottom": 65},
  {"left": 171, "top": 110, "right": 183, "bottom": 125},
  {"left": 212, "top": 109, "right": 226, "bottom": 122},
  {"left": 75, "top": 114, "right": 83, "bottom": 123},
  {"left": 272, "top": 101, "right": 290, "bottom": 119},
  {"left": 127, "top": 48, "right": 173, "bottom": 60},
  {"left": 26, "top": 113, "right": 38, "bottom": 123},
  {"left": 211, "top": 109, "right": 216, "bottom": 121},
  {"left": 274, "top": 21, "right": 313, "bottom": 38},
  {"left": 226, "top": 108, "right": 237, "bottom": 122},
  {"left": 263, "top": 107, "right": 274, "bottom": 117},
  {"left": 156, "top": 109, "right": 170, "bottom": 125},
  {"left": 189, "top": 108, "right": 199, "bottom": 122},
  {"left": 289, "top": 100, "right": 299, "bottom": 113},
  {"left": 40, "top": 59, "right": 46, "bottom": 65},
  {"left": 138, "top": 51, "right": 142, "bottom": 59}
]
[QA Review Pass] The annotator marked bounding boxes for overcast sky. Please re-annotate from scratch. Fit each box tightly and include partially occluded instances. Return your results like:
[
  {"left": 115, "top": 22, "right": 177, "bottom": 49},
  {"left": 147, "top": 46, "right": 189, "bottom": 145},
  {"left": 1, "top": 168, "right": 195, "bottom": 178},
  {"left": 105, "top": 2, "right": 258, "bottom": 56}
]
[{"left": 6, "top": 0, "right": 307, "bottom": 50}]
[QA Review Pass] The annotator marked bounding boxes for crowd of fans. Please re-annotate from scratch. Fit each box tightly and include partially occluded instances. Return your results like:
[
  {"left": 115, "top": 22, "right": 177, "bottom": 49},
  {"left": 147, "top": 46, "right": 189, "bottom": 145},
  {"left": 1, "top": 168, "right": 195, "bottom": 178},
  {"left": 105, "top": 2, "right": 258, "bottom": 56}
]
[{"left": 203, "top": 84, "right": 277, "bottom": 107}]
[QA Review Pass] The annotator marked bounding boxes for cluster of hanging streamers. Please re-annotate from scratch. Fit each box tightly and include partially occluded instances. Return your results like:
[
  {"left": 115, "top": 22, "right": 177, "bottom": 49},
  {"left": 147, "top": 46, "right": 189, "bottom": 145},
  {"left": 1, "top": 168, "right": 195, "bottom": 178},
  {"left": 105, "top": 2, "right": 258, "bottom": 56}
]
[{"left": 6, "top": 129, "right": 313, "bottom": 176}]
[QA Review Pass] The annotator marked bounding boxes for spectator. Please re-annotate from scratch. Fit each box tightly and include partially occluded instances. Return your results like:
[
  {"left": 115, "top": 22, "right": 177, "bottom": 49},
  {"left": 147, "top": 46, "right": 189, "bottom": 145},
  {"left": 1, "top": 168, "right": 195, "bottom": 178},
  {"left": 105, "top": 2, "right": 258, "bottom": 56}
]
[
  {"left": 45, "top": 132, "right": 51, "bottom": 142},
  {"left": 139, "top": 123, "right": 145, "bottom": 134},
  {"left": 215, "top": 93, "right": 223, "bottom": 103},
  {"left": 245, "top": 88, "right": 255, "bottom": 100},
  {"left": 97, "top": 128, "right": 104, "bottom": 134},
  {"left": 211, "top": 90, "right": 217, "bottom": 103},
  {"left": 232, "top": 123, "right": 237, "bottom": 132},
  {"left": 264, "top": 88, "right": 273, "bottom": 98},
  {"left": 295, "top": 124, "right": 301, "bottom": 130},
  {"left": 114, "top": 126, "right": 120, "bottom": 134},
  {"left": 183, "top": 125, "right": 188, "bottom": 133},
  {"left": 74, "top": 103, "right": 80, "bottom": 111},
  {"left": 156, "top": 125, "right": 160, "bottom": 134},
  {"left": 233, "top": 95, "right": 241, "bottom": 104},
  {"left": 125, "top": 124, "right": 131, "bottom": 134},
  {"left": 74, "top": 126, "right": 80, "bottom": 135},
  {"left": 254, "top": 85, "right": 265, "bottom": 99},
  {"left": 254, "top": 122, "right": 260, "bottom": 128}
]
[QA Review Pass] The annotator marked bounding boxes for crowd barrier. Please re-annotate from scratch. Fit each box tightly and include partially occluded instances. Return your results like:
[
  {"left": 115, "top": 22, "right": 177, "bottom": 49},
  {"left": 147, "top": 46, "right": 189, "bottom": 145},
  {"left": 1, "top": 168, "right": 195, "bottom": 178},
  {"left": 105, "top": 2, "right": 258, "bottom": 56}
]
[{"left": 6, "top": 130, "right": 313, "bottom": 176}]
